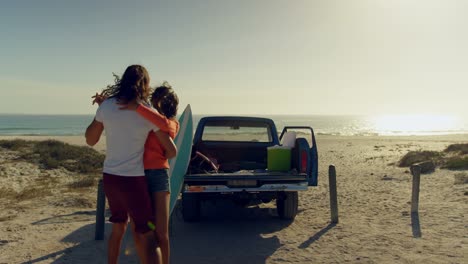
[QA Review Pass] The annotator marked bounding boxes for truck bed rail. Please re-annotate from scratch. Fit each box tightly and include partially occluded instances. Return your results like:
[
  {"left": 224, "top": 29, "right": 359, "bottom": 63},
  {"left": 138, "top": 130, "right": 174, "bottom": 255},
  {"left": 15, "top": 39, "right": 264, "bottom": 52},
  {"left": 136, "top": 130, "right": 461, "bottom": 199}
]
[{"left": 185, "top": 172, "right": 307, "bottom": 185}]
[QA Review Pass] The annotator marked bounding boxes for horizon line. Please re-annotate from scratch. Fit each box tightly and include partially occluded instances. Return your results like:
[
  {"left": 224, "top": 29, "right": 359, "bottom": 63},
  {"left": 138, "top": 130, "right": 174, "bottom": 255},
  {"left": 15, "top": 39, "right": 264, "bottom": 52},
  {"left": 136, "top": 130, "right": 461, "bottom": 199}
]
[{"left": 0, "top": 113, "right": 466, "bottom": 118}]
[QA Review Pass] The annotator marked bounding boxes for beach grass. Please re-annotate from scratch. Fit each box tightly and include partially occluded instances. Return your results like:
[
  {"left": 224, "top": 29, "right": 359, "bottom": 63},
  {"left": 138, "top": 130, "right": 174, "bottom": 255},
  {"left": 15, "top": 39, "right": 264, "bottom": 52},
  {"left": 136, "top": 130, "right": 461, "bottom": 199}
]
[
  {"left": 444, "top": 143, "right": 468, "bottom": 154},
  {"left": 0, "top": 139, "right": 31, "bottom": 151},
  {"left": 443, "top": 156, "right": 468, "bottom": 170},
  {"left": 398, "top": 150, "right": 442, "bottom": 167},
  {"left": 30, "top": 140, "right": 104, "bottom": 173},
  {"left": 0, "top": 139, "right": 105, "bottom": 174},
  {"left": 398, "top": 143, "right": 468, "bottom": 171}
]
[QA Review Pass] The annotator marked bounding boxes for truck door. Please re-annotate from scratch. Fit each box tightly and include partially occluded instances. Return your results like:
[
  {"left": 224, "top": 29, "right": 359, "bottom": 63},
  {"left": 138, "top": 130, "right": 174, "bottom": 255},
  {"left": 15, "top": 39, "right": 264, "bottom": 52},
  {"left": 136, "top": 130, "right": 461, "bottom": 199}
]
[{"left": 280, "top": 127, "right": 318, "bottom": 186}]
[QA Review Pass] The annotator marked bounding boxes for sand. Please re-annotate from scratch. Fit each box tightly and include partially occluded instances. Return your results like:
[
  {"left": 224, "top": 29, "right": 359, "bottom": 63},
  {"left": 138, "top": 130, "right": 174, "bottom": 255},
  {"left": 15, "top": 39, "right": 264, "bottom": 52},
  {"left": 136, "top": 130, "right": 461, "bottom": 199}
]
[{"left": 0, "top": 134, "right": 467, "bottom": 263}]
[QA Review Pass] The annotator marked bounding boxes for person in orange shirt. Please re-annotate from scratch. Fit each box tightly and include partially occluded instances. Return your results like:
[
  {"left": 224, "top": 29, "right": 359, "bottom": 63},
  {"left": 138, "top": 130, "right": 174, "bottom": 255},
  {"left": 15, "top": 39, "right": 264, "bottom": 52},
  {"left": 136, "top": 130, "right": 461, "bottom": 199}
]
[
  {"left": 133, "top": 85, "right": 179, "bottom": 264},
  {"left": 95, "top": 84, "right": 179, "bottom": 264}
]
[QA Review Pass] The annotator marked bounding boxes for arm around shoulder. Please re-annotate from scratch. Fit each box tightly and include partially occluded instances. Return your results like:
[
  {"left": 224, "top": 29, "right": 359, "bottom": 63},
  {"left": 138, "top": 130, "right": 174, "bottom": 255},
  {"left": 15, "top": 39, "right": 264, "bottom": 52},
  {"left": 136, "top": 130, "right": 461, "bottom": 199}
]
[
  {"left": 136, "top": 104, "right": 173, "bottom": 132},
  {"left": 85, "top": 119, "right": 104, "bottom": 146}
]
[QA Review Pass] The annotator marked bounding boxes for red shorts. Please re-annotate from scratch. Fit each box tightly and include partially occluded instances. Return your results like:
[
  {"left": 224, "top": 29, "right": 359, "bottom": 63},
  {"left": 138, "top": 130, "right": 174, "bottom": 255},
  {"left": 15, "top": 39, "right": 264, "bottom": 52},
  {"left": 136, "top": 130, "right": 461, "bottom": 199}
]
[{"left": 103, "top": 173, "right": 154, "bottom": 234}]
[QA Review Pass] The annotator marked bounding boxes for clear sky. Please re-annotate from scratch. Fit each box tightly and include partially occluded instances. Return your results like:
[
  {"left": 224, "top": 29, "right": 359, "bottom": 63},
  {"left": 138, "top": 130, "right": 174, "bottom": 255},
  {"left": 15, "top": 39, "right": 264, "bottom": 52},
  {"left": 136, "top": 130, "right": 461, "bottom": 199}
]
[{"left": 0, "top": 0, "right": 466, "bottom": 115}]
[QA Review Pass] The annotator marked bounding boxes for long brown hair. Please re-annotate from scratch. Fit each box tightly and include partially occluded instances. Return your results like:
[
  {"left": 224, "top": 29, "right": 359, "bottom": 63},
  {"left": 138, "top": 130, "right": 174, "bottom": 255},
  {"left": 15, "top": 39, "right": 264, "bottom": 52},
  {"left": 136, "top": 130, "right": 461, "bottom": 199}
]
[{"left": 102, "top": 65, "right": 151, "bottom": 104}]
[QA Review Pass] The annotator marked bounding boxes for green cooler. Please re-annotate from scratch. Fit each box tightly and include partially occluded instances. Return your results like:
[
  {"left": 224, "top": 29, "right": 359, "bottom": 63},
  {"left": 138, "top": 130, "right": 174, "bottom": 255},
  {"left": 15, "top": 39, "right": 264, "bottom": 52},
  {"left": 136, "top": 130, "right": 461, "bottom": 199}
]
[{"left": 267, "top": 146, "right": 292, "bottom": 172}]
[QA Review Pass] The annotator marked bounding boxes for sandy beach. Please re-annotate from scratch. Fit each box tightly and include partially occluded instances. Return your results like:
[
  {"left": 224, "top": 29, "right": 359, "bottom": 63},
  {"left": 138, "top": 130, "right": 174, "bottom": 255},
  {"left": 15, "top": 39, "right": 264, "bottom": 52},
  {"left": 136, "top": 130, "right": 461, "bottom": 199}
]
[{"left": 0, "top": 134, "right": 467, "bottom": 263}]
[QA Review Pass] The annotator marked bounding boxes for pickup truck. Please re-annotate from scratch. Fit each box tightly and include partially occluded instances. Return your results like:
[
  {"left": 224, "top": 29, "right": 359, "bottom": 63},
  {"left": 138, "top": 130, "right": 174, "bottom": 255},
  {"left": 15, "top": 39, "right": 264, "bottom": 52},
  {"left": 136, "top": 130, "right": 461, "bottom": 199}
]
[{"left": 181, "top": 116, "right": 318, "bottom": 221}]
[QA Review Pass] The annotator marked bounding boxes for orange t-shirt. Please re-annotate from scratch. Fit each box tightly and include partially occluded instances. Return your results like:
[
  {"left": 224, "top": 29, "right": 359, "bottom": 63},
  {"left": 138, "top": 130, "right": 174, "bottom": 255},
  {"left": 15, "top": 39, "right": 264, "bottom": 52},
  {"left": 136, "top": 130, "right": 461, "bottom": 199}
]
[{"left": 136, "top": 104, "right": 179, "bottom": 169}]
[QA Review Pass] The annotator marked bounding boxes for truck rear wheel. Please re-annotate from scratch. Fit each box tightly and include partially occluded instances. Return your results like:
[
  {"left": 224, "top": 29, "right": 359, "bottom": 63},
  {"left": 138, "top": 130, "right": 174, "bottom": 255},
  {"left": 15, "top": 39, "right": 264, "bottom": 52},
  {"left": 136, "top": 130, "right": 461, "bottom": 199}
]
[
  {"left": 182, "top": 193, "right": 201, "bottom": 222},
  {"left": 276, "top": 191, "right": 298, "bottom": 220}
]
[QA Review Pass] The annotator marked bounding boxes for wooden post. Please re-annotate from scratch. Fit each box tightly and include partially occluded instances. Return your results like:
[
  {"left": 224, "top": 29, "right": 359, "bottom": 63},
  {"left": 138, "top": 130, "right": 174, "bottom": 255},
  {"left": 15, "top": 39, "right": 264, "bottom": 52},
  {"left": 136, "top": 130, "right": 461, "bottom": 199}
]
[
  {"left": 95, "top": 179, "right": 105, "bottom": 240},
  {"left": 329, "top": 165, "right": 339, "bottom": 223},
  {"left": 411, "top": 165, "right": 421, "bottom": 213}
]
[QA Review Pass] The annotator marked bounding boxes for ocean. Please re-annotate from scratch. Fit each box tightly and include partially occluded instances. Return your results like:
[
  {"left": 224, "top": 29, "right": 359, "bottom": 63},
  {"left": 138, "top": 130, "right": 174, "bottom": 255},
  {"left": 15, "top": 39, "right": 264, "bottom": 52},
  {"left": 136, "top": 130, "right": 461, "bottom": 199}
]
[{"left": 0, "top": 114, "right": 467, "bottom": 137}]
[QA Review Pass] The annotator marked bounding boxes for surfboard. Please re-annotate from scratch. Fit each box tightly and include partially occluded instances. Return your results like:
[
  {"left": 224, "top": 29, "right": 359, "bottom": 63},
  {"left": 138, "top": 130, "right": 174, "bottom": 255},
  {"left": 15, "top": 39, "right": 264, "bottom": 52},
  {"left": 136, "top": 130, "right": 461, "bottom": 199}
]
[{"left": 168, "top": 105, "right": 193, "bottom": 214}]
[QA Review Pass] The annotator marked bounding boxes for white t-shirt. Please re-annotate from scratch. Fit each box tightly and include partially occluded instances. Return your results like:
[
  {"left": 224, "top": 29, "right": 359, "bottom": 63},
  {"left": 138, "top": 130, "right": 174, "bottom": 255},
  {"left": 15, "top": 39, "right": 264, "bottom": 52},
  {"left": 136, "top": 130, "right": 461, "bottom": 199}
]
[{"left": 95, "top": 98, "right": 159, "bottom": 176}]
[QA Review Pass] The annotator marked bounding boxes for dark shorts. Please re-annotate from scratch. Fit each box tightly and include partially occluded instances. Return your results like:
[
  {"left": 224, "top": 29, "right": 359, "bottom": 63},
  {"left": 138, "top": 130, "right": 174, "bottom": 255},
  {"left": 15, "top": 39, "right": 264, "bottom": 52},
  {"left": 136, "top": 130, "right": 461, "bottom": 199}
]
[
  {"left": 103, "top": 173, "right": 154, "bottom": 234},
  {"left": 145, "top": 169, "right": 171, "bottom": 193}
]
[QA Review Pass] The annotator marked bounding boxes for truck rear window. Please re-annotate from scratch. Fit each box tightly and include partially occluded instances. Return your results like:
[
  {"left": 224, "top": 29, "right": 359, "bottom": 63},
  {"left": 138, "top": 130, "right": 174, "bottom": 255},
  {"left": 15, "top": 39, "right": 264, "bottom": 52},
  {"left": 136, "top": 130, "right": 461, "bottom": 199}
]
[{"left": 202, "top": 124, "right": 272, "bottom": 142}]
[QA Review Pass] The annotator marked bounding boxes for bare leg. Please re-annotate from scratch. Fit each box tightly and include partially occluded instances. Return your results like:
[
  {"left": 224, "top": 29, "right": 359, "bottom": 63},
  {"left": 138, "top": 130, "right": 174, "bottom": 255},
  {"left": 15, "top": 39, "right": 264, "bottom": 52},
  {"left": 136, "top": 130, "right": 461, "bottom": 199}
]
[
  {"left": 108, "top": 222, "right": 128, "bottom": 264},
  {"left": 131, "top": 221, "right": 162, "bottom": 264},
  {"left": 130, "top": 221, "right": 145, "bottom": 262},
  {"left": 153, "top": 191, "right": 170, "bottom": 264}
]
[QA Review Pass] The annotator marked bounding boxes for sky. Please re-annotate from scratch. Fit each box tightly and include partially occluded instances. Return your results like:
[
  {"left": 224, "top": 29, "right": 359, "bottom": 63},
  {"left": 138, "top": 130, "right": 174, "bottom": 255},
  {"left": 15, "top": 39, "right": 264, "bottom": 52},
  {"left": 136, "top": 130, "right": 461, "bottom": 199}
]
[{"left": 0, "top": 0, "right": 466, "bottom": 116}]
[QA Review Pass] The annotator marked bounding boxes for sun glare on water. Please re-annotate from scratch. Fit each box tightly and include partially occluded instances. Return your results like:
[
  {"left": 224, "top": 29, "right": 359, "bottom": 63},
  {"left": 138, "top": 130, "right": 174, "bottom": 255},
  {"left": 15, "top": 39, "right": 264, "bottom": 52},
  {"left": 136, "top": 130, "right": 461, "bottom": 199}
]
[{"left": 371, "top": 115, "right": 461, "bottom": 135}]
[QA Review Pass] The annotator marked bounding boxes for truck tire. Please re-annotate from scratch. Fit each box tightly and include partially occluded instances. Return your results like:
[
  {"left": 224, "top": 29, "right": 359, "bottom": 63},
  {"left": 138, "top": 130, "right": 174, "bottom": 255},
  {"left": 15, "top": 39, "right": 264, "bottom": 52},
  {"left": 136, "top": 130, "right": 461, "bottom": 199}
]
[
  {"left": 182, "top": 193, "right": 201, "bottom": 222},
  {"left": 276, "top": 191, "right": 298, "bottom": 220}
]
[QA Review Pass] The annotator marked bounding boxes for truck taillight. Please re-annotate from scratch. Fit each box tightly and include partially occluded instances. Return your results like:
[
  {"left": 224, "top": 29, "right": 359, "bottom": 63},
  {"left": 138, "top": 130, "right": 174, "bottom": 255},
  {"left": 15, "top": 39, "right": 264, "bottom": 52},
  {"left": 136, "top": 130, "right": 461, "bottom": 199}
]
[{"left": 301, "top": 150, "right": 307, "bottom": 173}]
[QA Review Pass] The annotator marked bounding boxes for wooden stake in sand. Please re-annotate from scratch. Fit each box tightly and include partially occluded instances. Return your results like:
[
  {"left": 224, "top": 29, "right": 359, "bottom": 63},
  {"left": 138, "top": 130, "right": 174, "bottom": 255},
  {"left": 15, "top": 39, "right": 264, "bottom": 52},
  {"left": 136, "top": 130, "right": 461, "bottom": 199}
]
[
  {"left": 329, "top": 165, "right": 339, "bottom": 223},
  {"left": 410, "top": 165, "right": 422, "bottom": 238},
  {"left": 410, "top": 165, "right": 421, "bottom": 213},
  {"left": 95, "top": 179, "right": 106, "bottom": 240}
]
